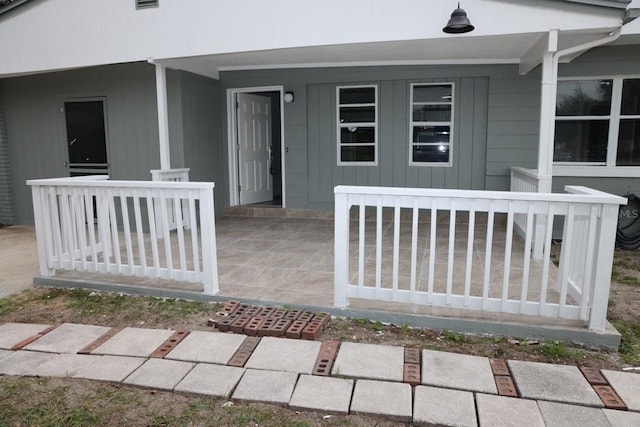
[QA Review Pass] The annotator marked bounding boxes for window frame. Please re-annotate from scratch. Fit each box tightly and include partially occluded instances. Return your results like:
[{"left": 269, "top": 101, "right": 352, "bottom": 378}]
[
  {"left": 408, "top": 82, "right": 455, "bottom": 167},
  {"left": 336, "top": 84, "right": 378, "bottom": 166},
  {"left": 553, "top": 75, "right": 640, "bottom": 177}
]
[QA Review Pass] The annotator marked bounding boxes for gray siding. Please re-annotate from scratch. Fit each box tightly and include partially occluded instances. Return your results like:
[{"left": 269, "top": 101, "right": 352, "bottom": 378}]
[
  {"left": 0, "top": 83, "right": 15, "bottom": 224},
  {"left": 221, "top": 65, "right": 540, "bottom": 210},
  {"left": 4, "top": 62, "right": 161, "bottom": 224}
]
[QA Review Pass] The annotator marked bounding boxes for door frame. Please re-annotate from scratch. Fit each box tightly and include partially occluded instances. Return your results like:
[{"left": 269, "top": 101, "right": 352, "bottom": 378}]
[
  {"left": 226, "top": 86, "right": 286, "bottom": 207},
  {"left": 63, "top": 96, "right": 111, "bottom": 176}
]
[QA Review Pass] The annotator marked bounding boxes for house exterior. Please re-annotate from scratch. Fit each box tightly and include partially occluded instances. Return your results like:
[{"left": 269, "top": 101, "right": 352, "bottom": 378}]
[{"left": 0, "top": 0, "right": 639, "bottom": 225}]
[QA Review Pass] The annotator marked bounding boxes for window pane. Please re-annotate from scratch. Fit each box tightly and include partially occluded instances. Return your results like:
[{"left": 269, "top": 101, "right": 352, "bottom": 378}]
[
  {"left": 339, "top": 106, "right": 375, "bottom": 123},
  {"left": 621, "top": 79, "right": 640, "bottom": 116},
  {"left": 556, "top": 80, "right": 612, "bottom": 116},
  {"left": 413, "top": 85, "right": 452, "bottom": 103},
  {"left": 340, "top": 127, "right": 375, "bottom": 143},
  {"left": 341, "top": 146, "right": 375, "bottom": 162},
  {"left": 412, "top": 145, "right": 449, "bottom": 163},
  {"left": 412, "top": 126, "right": 450, "bottom": 143},
  {"left": 616, "top": 119, "right": 640, "bottom": 166},
  {"left": 412, "top": 105, "right": 451, "bottom": 122},
  {"left": 339, "top": 87, "right": 375, "bottom": 104},
  {"left": 553, "top": 120, "right": 608, "bottom": 162}
]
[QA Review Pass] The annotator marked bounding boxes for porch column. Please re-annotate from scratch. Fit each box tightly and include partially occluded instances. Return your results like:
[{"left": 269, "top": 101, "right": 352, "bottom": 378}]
[
  {"left": 154, "top": 62, "right": 171, "bottom": 170},
  {"left": 536, "top": 29, "right": 558, "bottom": 193}
]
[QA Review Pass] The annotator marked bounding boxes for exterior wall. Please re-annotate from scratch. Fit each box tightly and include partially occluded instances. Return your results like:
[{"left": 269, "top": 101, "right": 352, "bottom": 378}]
[
  {"left": 220, "top": 64, "right": 541, "bottom": 210},
  {"left": 0, "top": 83, "right": 15, "bottom": 224},
  {"left": 3, "top": 62, "right": 161, "bottom": 224}
]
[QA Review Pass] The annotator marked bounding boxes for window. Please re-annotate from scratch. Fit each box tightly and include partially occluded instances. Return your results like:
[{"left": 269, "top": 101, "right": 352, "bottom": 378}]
[
  {"left": 409, "top": 83, "right": 454, "bottom": 166},
  {"left": 337, "top": 85, "right": 377, "bottom": 165},
  {"left": 554, "top": 78, "right": 640, "bottom": 168}
]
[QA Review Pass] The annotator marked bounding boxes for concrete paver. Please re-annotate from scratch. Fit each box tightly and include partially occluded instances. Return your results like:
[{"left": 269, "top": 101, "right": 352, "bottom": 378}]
[
  {"left": 332, "top": 342, "right": 404, "bottom": 381},
  {"left": 175, "top": 363, "right": 245, "bottom": 398},
  {"left": 32, "top": 353, "right": 101, "bottom": 377},
  {"left": 602, "top": 369, "right": 640, "bottom": 412},
  {"left": 508, "top": 360, "right": 603, "bottom": 407},
  {"left": 73, "top": 355, "right": 145, "bottom": 382},
  {"left": 0, "top": 322, "right": 50, "bottom": 349},
  {"left": 0, "top": 351, "right": 56, "bottom": 375},
  {"left": 289, "top": 374, "right": 354, "bottom": 415},
  {"left": 422, "top": 349, "right": 497, "bottom": 394},
  {"left": 166, "top": 331, "right": 246, "bottom": 365},
  {"left": 537, "top": 400, "right": 610, "bottom": 427},
  {"left": 0, "top": 349, "right": 12, "bottom": 360},
  {"left": 603, "top": 408, "right": 640, "bottom": 426},
  {"left": 245, "top": 337, "right": 321, "bottom": 374},
  {"left": 350, "top": 379, "right": 412, "bottom": 422},
  {"left": 476, "top": 393, "right": 545, "bottom": 427},
  {"left": 123, "top": 358, "right": 194, "bottom": 390},
  {"left": 413, "top": 385, "right": 477, "bottom": 427},
  {"left": 232, "top": 369, "right": 298, "bottom": 406},
  {"left": 24, "top": 323, "right": 111, "bottom": 354},
  {"left": 92, "top": 327, "right": 175, "bottom": 357}
]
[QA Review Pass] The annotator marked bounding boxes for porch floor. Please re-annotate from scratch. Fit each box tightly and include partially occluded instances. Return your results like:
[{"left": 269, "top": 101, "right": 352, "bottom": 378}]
[{"left": 52, "top": 214, "right": 588, "bottom": 331}]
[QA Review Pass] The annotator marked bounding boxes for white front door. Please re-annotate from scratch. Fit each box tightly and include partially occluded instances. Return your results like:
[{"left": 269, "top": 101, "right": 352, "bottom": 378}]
[{"left": 237, "top": 93, "right": 273, "bottom": 205}]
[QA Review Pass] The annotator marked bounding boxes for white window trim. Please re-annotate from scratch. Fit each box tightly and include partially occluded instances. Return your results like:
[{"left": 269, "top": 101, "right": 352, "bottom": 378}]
[
  {"left": 408, "top": 82, "right": 454, "bottom": 167},
  {"left": 554, "top": 75, "right": 640, "bottom": 177},
  {"left": 336, "top": 85, "right": 378, "bottom": 166}
]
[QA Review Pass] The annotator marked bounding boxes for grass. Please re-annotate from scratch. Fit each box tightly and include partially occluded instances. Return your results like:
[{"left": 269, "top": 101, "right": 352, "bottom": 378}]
[{"left": 614, "top": 320, "right": 640, "bottom": 365}]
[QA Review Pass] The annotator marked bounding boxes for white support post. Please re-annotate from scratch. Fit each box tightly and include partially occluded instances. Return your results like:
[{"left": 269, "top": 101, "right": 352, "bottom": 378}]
[
  {"left": 334, "top": 190, "right": 350, "bottom": 308},
  {"left": 154, "top": 62, "right": 171, "bottom": 170},
  {"left": 588, "top": 204, "right": 619, "bottom": 331},
  {"left": 537, "top": 29, "right": 558, "bottom": 179},
  {"left": 199, "top": 186, "right": 219, "bottom": 295}
]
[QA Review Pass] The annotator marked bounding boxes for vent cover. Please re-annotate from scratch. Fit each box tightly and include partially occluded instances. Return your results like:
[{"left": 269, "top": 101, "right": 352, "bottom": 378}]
[{"left": 136, "top": 0, "right": 158, "bottom": 9}]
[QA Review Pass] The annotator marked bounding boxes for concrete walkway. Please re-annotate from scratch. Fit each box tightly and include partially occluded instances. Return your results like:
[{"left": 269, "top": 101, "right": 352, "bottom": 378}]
[{"left": 1, "top": 322, "right": 639, "bottom": 426}]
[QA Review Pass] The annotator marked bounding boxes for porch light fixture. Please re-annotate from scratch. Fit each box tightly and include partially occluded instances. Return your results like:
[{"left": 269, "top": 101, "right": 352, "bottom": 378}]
[
  {"left": 443, "top": 3, "right": 474, "bottom": 34},
  {"left": 284, "top": 91, "right": 295, "bottom": 103}
]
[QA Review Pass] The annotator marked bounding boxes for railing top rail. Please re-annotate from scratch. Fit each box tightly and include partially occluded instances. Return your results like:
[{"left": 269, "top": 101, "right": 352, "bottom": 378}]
[
  {"left": 334, "top": 185, "right": 627, "bottom": 206},
  {"left": 27, "top": 177, "right": 214, "bottom": 190},
  {"left": 510, "top": 166, "right": 550, "bottom": 181}
]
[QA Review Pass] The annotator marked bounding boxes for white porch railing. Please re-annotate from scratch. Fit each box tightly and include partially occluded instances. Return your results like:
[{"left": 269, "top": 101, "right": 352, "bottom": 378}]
[
  {"left": 333, "top": 185, "right": 625, "bottom": 331},
  {"left": 510, "top": 166, "right": 552, "bottom": 259},
  {"left": 151, "top": 168, "right": 191, "bottom": 237},
  {"left": 28, "top": 176, "right": 219, "bottom": 294}
]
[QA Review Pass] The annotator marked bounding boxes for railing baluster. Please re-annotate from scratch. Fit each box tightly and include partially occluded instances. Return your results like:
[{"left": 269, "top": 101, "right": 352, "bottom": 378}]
[
  {"left": 557, "top": 205, "right": 575, "bottom": 317},
  {"left": 464, "top": 205, "right": 475, "bottom": 307},
  {"left": 119, "top": 191, "right": 135, "bottom": 275},
  {"left": 427, "top": 201, "right": 437, "bottom": 303},
  {"left": 520, "top": 203, "right": 534, "bottom": 313},
  {"left": 146, "top": 193, "right": 161, "bottom": 278},
  {"left": 482, "top": 203, "right": 495, "bottom": 310},
  {"left": 189, "top": 194, "right": 200, "bottom": 278},
  {"left": 132, "top": 192, "right": 146, "bottom": 276},
  {"left": 358, "top": 196, "right": 365, "bottom": 292},
  {"left": 501, "top": 203, "right": 515, "bottom": 311},
  {"left": 49, "top": 187, "right": 64, "bottom": 270},
  {"left": 107, "top": 188, "right": 122, "bottom": 273},
  {"left": 73, "top": 188, "right": 88, "bottom": 272},
  {"left": 539, "top": 204, "right": 555, "bottom": 315},
  {"left": 84, "top": 189, "right": 98, "bottom": 272},
  {"left": 375, "top": 196, "right": 383, "bottom": 299},
  {"left": 159, "top": 190, "right": 173, "bottom": 277},
  {"left": 446, "top": 201, "right": 456, "bottom": 305},
  {"left": 410, "top": 199, "right": 419, "bottom": 303},
  {"left": 174, "top": 193, "right": 187, "bottom": 278},
  {"left": 580, "top": 206, "right": 598, "bottom": 321},
  {"left": 392, "top": 198, "right": 401, "bottom": 301}
]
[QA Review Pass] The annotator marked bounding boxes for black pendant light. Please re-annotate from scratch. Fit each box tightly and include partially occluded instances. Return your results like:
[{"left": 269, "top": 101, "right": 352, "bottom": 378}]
[{"left": 443, "top": 3, "right": 475, "bottom": 34}]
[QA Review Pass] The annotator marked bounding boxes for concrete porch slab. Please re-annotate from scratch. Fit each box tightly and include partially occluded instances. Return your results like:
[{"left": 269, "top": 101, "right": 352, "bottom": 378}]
[
  {"left": 288, "top": 374, "right": 354, "bottom": 415},
  {"left": 92, "top": 327, "right": 175, "bottom": 357},
  {"left": 537, "top": 400, "right": 610, "bottom": 427},
  {"left": 31, "top": 353, "right": 101, "bottom": 377},
  {"left": 601, "top": 370, "right": 640, "bottom": 412},
  {"left": 166, "top": 331, "right": 246, "bottom": 365},
  {"left": 0, "top": 351, "right": 56, "bottom": 376},
  {"left": 175, "top": 363, "right": 245, "bottom": 398},
  {"left": 0, "top": 322, "right": 50, "bottom": 350},
  {"left": 24, "top": 323, "right": 110, "bottom": 354},
  {"left": 245, "top": 337, "right": 321, "bottom": 374},
  {"left": 123, "top": 358, "right": 194, "bottom": 391},
  {"left": 0, "top": 349, "right": 12, "bottom": 360},
  {"left": 413, "top": 385, "right": 477, "bottom": 427},
  {"left": 508, "top": 360, "right": 603, "bottom": 407},
  {"left": 603, "top": 408, "right": 640, "bottom": 426},
  {"left": 476, "top": 393, "right": 545, "bottom": 427},
  {"left": 231, "top": 369, "right": 298, "bottom": 406},
  {"left": 421, "top": 349, "right": 497, "bottom": 394},
  {"left": 332, "top": 342, "right": 403, "bottom": 381},
  {"left": 350, "top": 379, "right": 412, "bottom": 422},
  {"left": 73, "top": 355, "right": 145, "bottom": 382}
]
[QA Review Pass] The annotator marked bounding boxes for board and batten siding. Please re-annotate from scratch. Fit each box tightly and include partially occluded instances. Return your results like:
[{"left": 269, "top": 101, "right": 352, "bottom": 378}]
[
  {"left": 3, "top": 62, "right": 161, "bottom": 225},
  {"left": 0, "top": 83, "right": 15, "bottom": 224},
  {"left": 306, "top": 77, "right": 488, "bottom": 210}
]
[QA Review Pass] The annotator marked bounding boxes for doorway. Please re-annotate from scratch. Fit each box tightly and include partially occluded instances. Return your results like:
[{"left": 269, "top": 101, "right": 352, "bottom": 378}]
[
  {"left": 64, "top": 99, "right": 109, "bottom": 177},
  {"left": 227, "top": 87, "right": 285, "bottom": 207}
]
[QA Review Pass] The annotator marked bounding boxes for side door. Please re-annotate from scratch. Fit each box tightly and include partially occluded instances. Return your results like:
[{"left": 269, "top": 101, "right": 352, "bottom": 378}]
[{"left": 64, "top": 99, "right": 109, "bottom": 177}]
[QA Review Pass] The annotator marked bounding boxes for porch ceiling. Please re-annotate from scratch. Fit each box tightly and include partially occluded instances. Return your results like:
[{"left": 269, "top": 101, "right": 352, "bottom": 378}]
[{"left": 156, "top": 29, "right": 618, "bottom": 79}]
